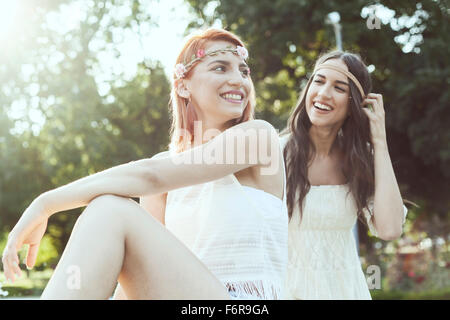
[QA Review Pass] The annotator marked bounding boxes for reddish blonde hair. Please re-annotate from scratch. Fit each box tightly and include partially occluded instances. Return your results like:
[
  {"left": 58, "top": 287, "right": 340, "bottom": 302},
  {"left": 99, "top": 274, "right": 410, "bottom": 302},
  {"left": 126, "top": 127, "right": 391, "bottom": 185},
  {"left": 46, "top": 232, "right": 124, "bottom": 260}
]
[{"left": 169, "top": 28, "right": 255, "bottom": 153}]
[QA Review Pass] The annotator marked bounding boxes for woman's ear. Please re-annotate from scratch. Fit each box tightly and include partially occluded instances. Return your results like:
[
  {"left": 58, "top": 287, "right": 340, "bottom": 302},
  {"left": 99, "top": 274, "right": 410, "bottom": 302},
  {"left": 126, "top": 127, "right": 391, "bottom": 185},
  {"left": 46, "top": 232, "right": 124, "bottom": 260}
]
[{"left": 176, "top": 80, "right": 190, "bottom": 99}]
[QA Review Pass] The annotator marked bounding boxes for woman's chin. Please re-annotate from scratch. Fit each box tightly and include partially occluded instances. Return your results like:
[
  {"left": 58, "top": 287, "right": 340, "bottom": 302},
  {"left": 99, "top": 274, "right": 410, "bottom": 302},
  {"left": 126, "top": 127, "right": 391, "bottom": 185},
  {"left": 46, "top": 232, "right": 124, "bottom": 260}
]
[
  {"left": 309, "top": 116, "right": 329, "bottom": 127},
  {"left": 223, "top": 108, "right": 244, "bottom": 121},
  {"left": 309, "top": 119, "right": 346, "bottom": 132}
]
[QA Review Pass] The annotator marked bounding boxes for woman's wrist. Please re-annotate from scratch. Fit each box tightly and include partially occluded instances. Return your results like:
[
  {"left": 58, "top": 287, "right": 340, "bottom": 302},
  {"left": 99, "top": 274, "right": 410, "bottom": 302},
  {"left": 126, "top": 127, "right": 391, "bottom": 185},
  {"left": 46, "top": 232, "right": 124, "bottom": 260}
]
[{"left": 36, "top": 191, "right": 55, "bottom": 218}]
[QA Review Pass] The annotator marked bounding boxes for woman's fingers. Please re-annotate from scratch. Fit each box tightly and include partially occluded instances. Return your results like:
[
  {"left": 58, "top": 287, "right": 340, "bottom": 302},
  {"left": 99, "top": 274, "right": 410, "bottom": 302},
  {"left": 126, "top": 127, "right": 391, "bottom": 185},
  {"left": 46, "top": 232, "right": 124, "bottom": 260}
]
[
  {"left": 2, "top": 255, "right": 15, "bottom": 283},
  {"left": 1, "top": 202, "right": 49, "bottom": 283},
  {"left": 26, "top": 244, "right": 39, "bottom": 270},
  {"left": 362, "top": 98, "right": 378, "bottom": 114},
  {"left": 2, "top": 237, "right": 22, "bottom": 283},
  {"left": 367, "top": 92, "right": 383, "bottom": 102},
  {"left": 362, "top": 107, "right": 377, "bottom": 121},
  {"left": 11, "top": 259, "right": 23, "bottom": 281},
  {"left": 362, "top": 95, "right": 388, "bottom": 143},
  {"left": 365, "top": 93, "right": 384, "bottom": 113}
]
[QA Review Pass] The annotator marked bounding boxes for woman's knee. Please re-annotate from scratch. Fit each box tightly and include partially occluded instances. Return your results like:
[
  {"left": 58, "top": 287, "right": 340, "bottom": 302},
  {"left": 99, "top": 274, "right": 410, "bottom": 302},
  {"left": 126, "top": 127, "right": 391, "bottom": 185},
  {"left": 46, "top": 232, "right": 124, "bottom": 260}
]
[
  {"left": 78, "top": 194, "right": 158, "bottom": 243},
  {"left": 89, "top": 194, "right": 132, "bottom": 208},
  {"left": 85, "top": 195, "right": 137, "bottom": 216},
  {"left": 77, "top": 194, "right": 134, "bottom": 226}
]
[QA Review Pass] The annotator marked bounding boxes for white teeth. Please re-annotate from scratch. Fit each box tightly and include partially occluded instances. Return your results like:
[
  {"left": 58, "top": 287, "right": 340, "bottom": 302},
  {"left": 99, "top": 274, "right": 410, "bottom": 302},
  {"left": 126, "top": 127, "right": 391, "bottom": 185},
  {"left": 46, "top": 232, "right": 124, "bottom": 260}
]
[
  {"left": 222, "top": 93, "right": 243, "bottom": 101},
  {"left": 314, "top": 102, "right": 332, "bottom": 111}
]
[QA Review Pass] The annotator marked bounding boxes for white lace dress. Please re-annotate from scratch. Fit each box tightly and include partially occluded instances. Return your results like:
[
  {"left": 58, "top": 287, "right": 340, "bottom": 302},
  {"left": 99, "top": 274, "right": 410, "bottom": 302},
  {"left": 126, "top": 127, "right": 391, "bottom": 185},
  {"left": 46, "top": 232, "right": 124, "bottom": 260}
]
[
  {"left": 280, "top": 135, "right": 407, "bottom": 300},
  {"left": 286, "top": 185, "right": 370, "bottom": 299}
]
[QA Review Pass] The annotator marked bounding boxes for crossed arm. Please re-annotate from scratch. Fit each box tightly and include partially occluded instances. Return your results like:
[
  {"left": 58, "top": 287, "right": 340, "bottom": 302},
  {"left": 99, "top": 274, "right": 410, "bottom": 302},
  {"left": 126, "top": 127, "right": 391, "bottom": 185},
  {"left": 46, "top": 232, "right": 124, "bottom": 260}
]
[
  {"left": 1, "top": 119, "right": 280, "bottom": 281},
  {"left": 38, "top": 119, "right": 279, "bottom": 217}
]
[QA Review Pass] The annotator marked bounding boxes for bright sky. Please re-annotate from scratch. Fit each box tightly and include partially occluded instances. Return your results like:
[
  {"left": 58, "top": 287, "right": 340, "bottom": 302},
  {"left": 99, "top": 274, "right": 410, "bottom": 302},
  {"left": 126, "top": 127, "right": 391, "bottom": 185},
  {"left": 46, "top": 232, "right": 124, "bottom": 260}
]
[
  {"left": 0, "top": 0, "right": 202, "bottom": 78},
  {"left": 0, "top": 1, "right": 16, "bottom": 35},
  {"left": 1, "top": 0, "right": 203, "bottom": 135}
]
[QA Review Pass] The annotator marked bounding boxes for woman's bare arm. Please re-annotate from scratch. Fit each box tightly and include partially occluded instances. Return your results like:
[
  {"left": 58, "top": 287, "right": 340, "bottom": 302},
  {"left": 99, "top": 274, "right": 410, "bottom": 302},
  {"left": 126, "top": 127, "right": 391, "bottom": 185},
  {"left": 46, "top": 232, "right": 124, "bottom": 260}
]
[
  {"left": 362, "top": 94, "right": 405, "bottom": 240},
  {"left": 39, "top": 119, "right": 280, "bottom": 218}
]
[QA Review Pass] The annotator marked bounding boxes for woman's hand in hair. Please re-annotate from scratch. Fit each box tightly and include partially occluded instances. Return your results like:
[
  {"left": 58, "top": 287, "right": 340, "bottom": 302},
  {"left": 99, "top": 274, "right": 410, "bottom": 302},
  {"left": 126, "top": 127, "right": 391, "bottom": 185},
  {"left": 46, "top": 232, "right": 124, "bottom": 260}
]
[{"left": 362, "top": 93, "right": 388, "bottom": 148}]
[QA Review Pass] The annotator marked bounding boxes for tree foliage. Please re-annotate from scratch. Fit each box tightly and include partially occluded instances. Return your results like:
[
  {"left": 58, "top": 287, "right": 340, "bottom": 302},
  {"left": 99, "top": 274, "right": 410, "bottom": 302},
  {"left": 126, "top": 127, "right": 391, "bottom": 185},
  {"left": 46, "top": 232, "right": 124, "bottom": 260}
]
[
  {"left": 186, "top": 0, "right": 449, "bottom": 235},
  {"left": 0, "top": 0, "right": 171, "bottom": 253}
]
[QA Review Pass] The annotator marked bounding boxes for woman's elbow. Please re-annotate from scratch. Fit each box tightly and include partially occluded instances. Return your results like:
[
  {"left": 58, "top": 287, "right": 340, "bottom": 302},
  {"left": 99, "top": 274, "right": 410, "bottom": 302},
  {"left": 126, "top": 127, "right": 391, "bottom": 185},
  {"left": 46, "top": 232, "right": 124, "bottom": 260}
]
[
  {"left": 374, "top": 208, "right": 405, "bottom": 241},
  {"left": 377, "top": 226, "right": 403, "bottom": 241},
  {"left": 140, "top": 159, "right": 163, "bottom": 194}
]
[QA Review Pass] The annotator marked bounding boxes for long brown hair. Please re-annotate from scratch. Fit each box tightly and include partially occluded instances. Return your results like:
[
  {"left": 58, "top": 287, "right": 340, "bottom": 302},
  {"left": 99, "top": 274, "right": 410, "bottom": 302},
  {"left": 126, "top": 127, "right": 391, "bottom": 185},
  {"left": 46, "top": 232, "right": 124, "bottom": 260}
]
[
  {"left": 169, "top": 28, "right": 256, "bottom": 153},
  {"left": 282, "top": 50, "right": 374, "bottom": 222}
]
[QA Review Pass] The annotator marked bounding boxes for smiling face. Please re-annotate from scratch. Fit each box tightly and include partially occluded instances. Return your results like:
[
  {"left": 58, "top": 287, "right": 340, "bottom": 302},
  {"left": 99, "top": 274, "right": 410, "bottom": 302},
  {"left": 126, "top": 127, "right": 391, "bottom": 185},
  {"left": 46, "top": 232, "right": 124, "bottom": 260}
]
[
  {"left": 306, "top": 58, "right": 351, "bottom": 130},
  {"left": 180, "top": 40, "right": 252, "bottom": 129}
]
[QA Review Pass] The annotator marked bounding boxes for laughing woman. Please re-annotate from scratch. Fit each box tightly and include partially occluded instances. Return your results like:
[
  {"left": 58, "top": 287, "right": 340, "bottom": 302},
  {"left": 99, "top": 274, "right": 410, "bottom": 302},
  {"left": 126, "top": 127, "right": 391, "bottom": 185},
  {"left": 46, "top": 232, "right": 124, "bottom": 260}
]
[
  {"left": 1, "top": 28, "right": 288, "bottom": 300},
  {"left": 280, "top": 51, "right": 407, "bottom": 299}
]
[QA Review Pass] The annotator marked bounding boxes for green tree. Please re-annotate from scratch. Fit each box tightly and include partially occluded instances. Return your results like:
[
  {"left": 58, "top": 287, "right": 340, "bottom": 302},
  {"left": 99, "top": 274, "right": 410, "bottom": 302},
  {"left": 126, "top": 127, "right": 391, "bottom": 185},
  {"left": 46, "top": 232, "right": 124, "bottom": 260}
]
[{"left": 0, "top": 0, "right": 171, "bottom": 255}]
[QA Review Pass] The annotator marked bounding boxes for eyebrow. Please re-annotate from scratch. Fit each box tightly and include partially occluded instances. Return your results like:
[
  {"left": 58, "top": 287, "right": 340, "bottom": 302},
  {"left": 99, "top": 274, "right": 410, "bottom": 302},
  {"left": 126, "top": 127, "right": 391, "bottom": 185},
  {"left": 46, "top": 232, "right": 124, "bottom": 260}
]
[
  {"left": 207, "top": 59, "right": 248, "bottom": 68},
  {"left": 315, "top": 73, "right": 349, "bottom": 86}
]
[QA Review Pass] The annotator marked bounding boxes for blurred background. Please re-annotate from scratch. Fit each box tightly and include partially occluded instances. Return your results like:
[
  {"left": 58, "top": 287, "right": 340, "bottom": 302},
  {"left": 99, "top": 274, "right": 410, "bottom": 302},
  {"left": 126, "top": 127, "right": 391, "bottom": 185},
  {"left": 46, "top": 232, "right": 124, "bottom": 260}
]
[{"left": 0, "top": 0, "right": 448, "bottom": 299}]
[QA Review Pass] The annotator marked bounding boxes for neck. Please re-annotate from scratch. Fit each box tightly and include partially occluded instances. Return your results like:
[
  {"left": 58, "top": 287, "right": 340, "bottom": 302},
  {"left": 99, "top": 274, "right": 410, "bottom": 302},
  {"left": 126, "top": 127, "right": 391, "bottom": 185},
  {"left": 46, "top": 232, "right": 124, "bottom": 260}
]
[
  {"left": 309, "top": 125, "right": 340, "bottom": 158},
  {"left": 191, "top": 117, "right": 233, "bottom": 145}
]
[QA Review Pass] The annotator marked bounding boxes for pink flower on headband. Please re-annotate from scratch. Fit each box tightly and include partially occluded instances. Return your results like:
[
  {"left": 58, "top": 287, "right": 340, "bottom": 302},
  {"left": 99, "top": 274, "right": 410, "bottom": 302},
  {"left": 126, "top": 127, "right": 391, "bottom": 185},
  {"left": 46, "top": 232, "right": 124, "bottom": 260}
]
[
  {"left": 196, "top": 49, "right": 205, "bottom": 58},
  {"left": 236, "top": 46, "right": 248, "bottom": 60},
  {"left": 174, "top": 63, "right": 187, "bottom": 79}
]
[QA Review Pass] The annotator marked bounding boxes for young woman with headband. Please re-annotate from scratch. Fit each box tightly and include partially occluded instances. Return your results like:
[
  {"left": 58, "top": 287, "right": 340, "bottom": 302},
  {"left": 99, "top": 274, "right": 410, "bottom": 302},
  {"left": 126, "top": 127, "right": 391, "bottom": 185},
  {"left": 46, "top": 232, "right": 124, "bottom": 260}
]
[
  {"left": 280, "top": 51, "right": 407, "bottom": 299},
  {"left": 1, "top": 28, "right": 288, "bottom": 300}
]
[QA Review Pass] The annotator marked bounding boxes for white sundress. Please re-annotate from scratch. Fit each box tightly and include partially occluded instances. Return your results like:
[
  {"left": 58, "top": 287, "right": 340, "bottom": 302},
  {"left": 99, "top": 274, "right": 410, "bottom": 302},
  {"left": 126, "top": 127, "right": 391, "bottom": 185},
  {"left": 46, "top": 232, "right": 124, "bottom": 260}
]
[
  {"left": 279, "top": 134, "right": 407, "bottom": 300},
  {"left": 165, "top": 157, "right": 288, "bottom": 299}
]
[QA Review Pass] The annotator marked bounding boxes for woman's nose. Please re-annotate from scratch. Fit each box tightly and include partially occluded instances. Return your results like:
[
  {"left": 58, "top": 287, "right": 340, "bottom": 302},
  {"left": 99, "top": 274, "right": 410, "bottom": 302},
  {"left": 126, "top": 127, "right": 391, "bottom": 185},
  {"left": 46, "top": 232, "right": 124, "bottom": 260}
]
[
  {"left": 317, "top": 83, "right": 332, "bottom": 99},
  {"left": 227, "top": 69, "right": 245, "bottom": 86}
]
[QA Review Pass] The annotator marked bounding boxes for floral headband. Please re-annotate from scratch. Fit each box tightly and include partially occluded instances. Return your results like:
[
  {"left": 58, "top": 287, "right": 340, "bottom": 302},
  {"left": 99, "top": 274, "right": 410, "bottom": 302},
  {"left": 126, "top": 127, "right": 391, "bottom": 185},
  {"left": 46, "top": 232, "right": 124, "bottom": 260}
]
[{"left": 174, "top": 45, "right": 249, "bottom": 79}]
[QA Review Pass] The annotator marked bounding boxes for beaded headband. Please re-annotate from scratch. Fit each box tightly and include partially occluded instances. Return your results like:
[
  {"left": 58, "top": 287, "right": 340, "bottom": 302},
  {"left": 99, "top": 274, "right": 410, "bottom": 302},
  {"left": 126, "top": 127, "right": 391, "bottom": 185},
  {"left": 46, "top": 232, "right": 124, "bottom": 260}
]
[
  {"left": 313, "top": 64, "right": 366, "bottom": 99},
  {"left": 174, "top": 45, "right": 249, "bottom": 79}
]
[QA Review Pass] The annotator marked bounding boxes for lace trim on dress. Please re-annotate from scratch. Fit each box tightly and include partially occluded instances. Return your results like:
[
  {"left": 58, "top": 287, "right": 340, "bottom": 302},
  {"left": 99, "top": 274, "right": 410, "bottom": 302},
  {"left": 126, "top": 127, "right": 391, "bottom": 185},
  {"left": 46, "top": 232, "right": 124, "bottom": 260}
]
[{"left": 225, "top": 280, "right": 282, "bottom": 300}]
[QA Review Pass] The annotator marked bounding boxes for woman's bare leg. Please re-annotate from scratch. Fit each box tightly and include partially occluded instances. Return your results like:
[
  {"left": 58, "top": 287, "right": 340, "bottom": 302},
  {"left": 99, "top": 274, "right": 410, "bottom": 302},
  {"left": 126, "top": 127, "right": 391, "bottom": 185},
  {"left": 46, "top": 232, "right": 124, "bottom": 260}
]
[{"left": 41, "top": 195, "right": 230, "bottom": 299}]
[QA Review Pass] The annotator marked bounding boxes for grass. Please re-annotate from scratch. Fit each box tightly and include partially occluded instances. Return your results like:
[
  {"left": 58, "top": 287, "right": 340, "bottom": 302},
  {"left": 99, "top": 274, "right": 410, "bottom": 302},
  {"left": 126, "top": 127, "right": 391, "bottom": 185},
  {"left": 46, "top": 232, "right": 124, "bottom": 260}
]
[{"left": 0, "top": 268, "right": 52, "bottom": 298}]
